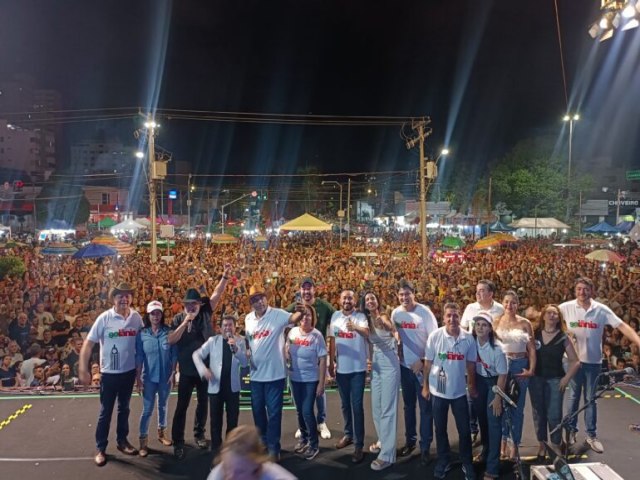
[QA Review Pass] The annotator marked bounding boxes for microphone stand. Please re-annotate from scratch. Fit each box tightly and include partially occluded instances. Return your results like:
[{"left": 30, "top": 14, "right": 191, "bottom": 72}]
[
  {"left": 543, "top": 374, "right": 623, "bottom": 480},
  {"left": 501, "top": 399, "right": 525, "bottom": 480}
]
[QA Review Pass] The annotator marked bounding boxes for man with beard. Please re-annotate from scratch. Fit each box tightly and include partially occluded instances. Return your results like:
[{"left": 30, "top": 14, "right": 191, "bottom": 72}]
[
  {"left": 79, "top": 282, "right": 144, "bottom": 467},
  {"left": 169, "top": 263, "right": 232, "bottom": 460},
  {"left": 422, "top": 303, "right": 477, "bottom": 480},
  {"left": 286, "top": 277, "right": 335, "bottom": 440},
  {"left": 244, "top": 285, "right": 303, "bottom": 462},
  {"left": 328, "top": 289, "right": 369, "bottom": 464},
  {"left": 391, "top": 280, "right": 438, "bottom": 465}
]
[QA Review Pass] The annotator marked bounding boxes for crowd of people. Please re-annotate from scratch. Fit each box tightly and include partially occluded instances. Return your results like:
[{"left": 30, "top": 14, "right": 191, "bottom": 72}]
[{"left": 1, "top": 234, "right": 640, "bottom": 479}]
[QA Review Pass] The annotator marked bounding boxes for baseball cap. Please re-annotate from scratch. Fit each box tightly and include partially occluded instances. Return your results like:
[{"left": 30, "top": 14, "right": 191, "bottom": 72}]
[
  {"left": 146, "top": 300, "right": 163, "bottom": 313},
  {"left": 300, "top": 277, "right": 315, "bottom": 287},
  {"left": 472, "top": 311, "right": 494, "bottom": 325}
]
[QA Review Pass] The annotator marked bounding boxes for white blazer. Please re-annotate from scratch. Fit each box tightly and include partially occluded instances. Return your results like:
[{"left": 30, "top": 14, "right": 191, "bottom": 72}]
[{"left": 192, "top": 334, "right": 249, "bottom": 394}]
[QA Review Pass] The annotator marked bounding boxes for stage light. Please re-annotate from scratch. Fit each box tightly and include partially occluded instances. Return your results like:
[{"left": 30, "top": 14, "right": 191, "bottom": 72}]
[{"left": 589, "top": 1, "right": 640, "bottom": 40}]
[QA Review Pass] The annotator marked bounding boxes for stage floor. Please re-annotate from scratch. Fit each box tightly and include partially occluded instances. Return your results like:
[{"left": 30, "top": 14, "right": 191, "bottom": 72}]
[{"left": 1, "top": 386, "right": 638, "bottom": 480}]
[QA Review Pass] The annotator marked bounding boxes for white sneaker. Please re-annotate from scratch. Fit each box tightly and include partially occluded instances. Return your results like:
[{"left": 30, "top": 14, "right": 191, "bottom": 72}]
[
  {"left": 318, "top": 422, "right": 331, "bottom": 439},
  {"left": 586, "top": 437, "right": 604, "bottom": 453},
  {"left": 294, "top": 429, "right": 302, "bottom": 440}
]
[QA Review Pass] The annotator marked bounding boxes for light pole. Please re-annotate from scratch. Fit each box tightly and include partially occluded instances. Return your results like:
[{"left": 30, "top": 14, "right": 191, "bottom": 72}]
[
  {"left": 138, "top": 119, "right": 159, "bottom": 262},
  {"left": 221, "top": 193, "right": 251, "bottom": 234},
  {"left": 563, "top": 113, "right": 580, "bottom": 222},
  {"left": 322, "top": 180, "right": 343, "bottom": 247}
]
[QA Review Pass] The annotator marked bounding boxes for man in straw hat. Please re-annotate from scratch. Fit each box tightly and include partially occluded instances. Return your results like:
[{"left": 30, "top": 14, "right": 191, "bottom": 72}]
[
  {"left": 79, "top": 281, "right": 144, "bottom": 467},
  {"left": 244, "top": 284, "right": 303, "bottom": 462}
]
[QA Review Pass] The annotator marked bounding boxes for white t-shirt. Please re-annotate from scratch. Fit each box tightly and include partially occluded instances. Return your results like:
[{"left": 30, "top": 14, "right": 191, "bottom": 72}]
[
  {"left": 425, "top": 327, "right": 477, "bottom": 400},
  {"left": 328, "top": 311, "right": 368, "bottom": 374},
  {"left": 391, "top": 303, "right": 438, "bottom": 368},
  {"left": 287, "top": 327, "right": 327, "bottom": 383},
  {"left": 245, "top": 307, "right": 291, "bottom": 382},
  {"left": 559, "top": 299, "right": 622, "bottom": 364},
  {"left": 208, "top": 461, "right": 297, "bottom": 480},
  {"left": 87, "top": 307, "right": 143, "bottom": 374},
  {"left": 461, "top": 300, "right": 505, "bottom": 332},
  {"left": 475, "top": 339, "right": 508, "bottom": 377}
]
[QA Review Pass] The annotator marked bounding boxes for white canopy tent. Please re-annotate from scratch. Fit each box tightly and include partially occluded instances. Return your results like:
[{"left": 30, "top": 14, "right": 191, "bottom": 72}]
[
  {"left": 110, "top": 218, "right": 147, "bottom": 233},
  {"left": 510, "top": 217, "right": 570, "bottom": 237}
]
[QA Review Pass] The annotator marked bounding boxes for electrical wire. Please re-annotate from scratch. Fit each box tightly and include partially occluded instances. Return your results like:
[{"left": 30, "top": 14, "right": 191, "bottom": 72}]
[{"left": 553, "top": 0, "right": 570, "bottom": 110}]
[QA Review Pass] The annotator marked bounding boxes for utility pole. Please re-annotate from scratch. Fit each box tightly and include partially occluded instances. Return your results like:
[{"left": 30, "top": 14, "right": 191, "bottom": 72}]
[
  {"left": 322, "top": 181, "right": 344, "bottom": 247},
  {"left": 147, "top": 116, "right": 158, "bottom": 263},
  {"left": 347, "top": 179, "right": 351, "bottom": 246},
  {"left": 487, "top": 176, "right": 492, "bottom": 235},
  {"left": 405, "top": 117, "right": 432, "bottom": 262},
  {"left": 187, "top": 174, "right": 192, "bottom": 237}
]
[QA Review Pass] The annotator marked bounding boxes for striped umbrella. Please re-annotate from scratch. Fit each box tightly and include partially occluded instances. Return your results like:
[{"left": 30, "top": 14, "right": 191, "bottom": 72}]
[
  {"left": 473, "top": 233, "right": 518, "bottom": 250},
  {"left": 585, "top": 249, "right": 625, "bottom": 263},
  {"left": 92, "top": 235, "right": 135, "bottom": 255},
  {"left": 41, "top": 242, "right": 78, "bottom": 255}
]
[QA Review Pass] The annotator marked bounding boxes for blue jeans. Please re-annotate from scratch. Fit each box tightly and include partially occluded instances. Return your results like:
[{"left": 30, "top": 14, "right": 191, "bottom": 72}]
[
  {"left": 290, "top": 380, "right": 319, "bottom": 449},
  {"left": 501, "top": 357, "right": 529, "bottom": 445},
  {"left": 529, "top": 376, "right": 564, "bottom": 445},
  {"left": 400, "top": 365, "right": 433, "bottom": 452},
  {"left": 567, "top": 362, "right": 599, "bottom": 438},
  {"left": 251, "top": 378, "right": 285, "bottom": 455},
  {"left": 432, "top": 394, "right": 474, "bottom": 478},
  {"left": 316, "top": 391, "right": 326, "bottom": 424},
  {"left": 139, "top": 380, "right": 171, "bottom": 438},
  {"left": 472, "top": 374, "right": 502, "bottom": 478},
  {"left": 335, "top": 371, "right": 366, "bottom": 449},
  {"left": 95, "top": 369, "right": 136, "bottom": 452}
]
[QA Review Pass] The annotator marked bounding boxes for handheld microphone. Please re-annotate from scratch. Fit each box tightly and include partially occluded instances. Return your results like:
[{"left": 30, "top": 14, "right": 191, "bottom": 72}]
[
  {"left": 225, "top": 331, "right": 237, "bottom": 353},
  {"left": 601, "top": 367, "right": 634, "bottom": 377},
  {"left": 492, "top": 385, "right": 518, "bottom": 409}
]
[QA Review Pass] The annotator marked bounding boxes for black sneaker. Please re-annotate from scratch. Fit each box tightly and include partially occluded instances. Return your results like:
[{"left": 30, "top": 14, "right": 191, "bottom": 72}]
[
  {"left": 420, "top": 450, "right": 432, "bottom": 466},
  {"left": 303, "top": 446, "right": 319, "bottom": 460},
  {"left": 294, "top": 441, "right": 309, "bottom": 453},
  {"left": 195, "top": 437, "right": 209, "bottom": 449},
  {"left": 174, "top": 445, "right": 185, "bottom": 460},
  {"left": 398, "top": 444, "right": 416, "bottom": 457}
]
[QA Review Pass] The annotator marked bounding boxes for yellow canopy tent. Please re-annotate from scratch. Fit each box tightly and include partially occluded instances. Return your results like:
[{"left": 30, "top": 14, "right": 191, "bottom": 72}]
[{"left": 279, "top": 213, "right": 332, "bottom": 231}]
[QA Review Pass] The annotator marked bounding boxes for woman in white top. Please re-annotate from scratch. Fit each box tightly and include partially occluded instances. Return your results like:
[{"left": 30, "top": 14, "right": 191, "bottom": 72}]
[
  {"left": 470, "top": 311, "right": 508, "bottom": 480},
  {"left": 493, "top": 290, "right": 535, "bottom": 461},
  {"left": 362, "top": 291, "right": 402, "bottom": 471}
]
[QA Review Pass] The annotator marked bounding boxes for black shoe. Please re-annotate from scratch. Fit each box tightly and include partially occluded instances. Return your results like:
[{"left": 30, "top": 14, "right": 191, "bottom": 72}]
[
  {"left": 195, "top": 437, "right": 209, "bottom": 449},
  {"left": 398, "top": 444, "right": 416, "bottom": 457},
  {"left": 174, "top": 445, "right": 185, "bottom": 460},
  {"left": 420, "top": 450, "right": 432, "bottom": 466},
  {"left": 116, "top": 441, "right": 138, "bottom": 456},
  {"left": 352, "top": 448, "right": 364, "bottom": 463}
]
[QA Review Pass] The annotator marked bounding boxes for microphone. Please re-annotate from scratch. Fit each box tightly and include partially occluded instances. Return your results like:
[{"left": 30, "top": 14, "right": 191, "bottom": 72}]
[
  {"left": 225, "top": 331, "right": 237, "bottom": 353},
  {"left": 601, "top": 367, "right": 634, "bottom": 377},
  {"left": 492, "top": 385, "right": 518, "bottom": 409}
]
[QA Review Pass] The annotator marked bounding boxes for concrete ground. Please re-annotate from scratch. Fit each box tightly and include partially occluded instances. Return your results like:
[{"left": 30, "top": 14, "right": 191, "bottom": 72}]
[{"left": 0, "top": 385, "right": 638, "bottom": 480}]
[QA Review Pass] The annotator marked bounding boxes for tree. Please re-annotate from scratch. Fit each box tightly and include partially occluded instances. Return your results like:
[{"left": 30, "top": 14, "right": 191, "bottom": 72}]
[
  {"left": 0, "top": 256, "right": 25, "bottom": 280},
  {"left": 489, "top": 136, "right": 592, "bottom": 220}
]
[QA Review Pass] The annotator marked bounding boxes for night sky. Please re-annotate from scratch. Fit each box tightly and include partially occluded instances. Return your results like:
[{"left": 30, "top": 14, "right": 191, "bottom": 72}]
[{"left": 1, "top": 0, "right": 637, "bottom": 183}]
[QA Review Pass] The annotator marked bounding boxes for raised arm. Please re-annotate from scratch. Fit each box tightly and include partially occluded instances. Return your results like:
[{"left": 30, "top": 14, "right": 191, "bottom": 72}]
[{"left": 209, "top": 263, "right": 232, "bottom": 311}]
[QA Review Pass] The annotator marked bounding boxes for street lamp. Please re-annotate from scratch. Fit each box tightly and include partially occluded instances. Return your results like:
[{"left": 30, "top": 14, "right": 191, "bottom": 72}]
[
  {"left": 221, "top": 192, "right": 252, "bottom": 234},
  {"left": 563, "top": 113, "right": 580, "bottom": 222},
  {"left": 322, "top": 180, "right": 344, "bottom": 247}
]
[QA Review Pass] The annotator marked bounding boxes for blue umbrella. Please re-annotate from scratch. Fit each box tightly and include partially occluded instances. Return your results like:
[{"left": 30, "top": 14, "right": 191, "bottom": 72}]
[{"left": 72, "top": 243, "right": 118, "bottom": 259}]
